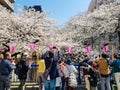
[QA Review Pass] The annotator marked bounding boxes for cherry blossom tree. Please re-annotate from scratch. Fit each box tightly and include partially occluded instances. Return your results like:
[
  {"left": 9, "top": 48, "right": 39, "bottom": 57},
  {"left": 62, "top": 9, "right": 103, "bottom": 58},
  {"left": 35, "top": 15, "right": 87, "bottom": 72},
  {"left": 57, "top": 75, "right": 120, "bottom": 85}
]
[
  {"left": 0, "top": 5, "right": 55, "bottom": 52},
  {"left": 56, "top": 0, "right": 120, "bottom": 54},
  {"left": 0, "top": 0, "right": 120, "bottom": 55}
]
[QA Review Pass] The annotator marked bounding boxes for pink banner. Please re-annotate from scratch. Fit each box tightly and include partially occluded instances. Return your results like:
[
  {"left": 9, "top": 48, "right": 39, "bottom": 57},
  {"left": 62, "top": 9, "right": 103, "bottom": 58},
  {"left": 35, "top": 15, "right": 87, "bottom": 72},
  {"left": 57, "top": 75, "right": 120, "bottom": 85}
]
[
  {"left": 103, "top": 45, "right": 108, "bottom": 53},
  {"left": 86, "top": 46, "right": 91, "bottom": 55},
  {"left": 30, "top": 43, "right": 36, "bottom": 51},
  {"left": 10, "top": 45, "right": 15, "bottom": 53},
  {"left": 68, "top": 46, "right": 73, "bottom": 54}
]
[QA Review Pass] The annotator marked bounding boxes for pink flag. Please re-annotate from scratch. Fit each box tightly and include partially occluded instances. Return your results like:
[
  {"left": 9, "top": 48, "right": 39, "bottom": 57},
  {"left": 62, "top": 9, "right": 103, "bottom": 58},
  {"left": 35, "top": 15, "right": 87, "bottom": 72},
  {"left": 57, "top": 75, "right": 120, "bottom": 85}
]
[
  {"left": 103, "top": 45, "right": 108, "bottom": 53},
  {"left": 48, "top": 45, "right": 53, "bottom": 50},
  {"left": 68, "top": 46, "right": 73, "bottom": 54},
  {"left": 86, "top": 46, "right": 91, "bottom": 55},
  {"left": 30, "top": 43, "right": 36, "bottom": 51},
  {"left": 10, "top": 45, "right": 15, "bottom": 53}
]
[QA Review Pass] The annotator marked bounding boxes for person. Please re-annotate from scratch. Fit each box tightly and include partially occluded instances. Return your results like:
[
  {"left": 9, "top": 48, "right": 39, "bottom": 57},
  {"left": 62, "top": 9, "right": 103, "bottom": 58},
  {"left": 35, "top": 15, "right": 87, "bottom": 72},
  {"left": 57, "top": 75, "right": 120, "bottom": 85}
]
[
  {"left": 26, "top": 56, "right": 33, "bottom": 82},
  {"left": 0, "top": 53, "right": 13, "bottom": 90},
  {"left": 79, "top": 55, "right": 91, "bottom": 90},
  {"left": 110, "top": 53, "right": 120, "bottom": 90},
  {"left": 37, "top": 57, "right": 46, "bottom": 90},
  {"left": 96, "top": 53, "right": 111, "bottom": 90},
  {"left": 55, "top": 61, "right": 63, "bottom": 90},
  {"left": 44, "top": 46, "right": 61, "bottom": 90},
  {"left": 65, "top": 59, "right": 78, "bottom": 90},
  {"left": 11, "top": 57, "right": 17, "bottom": 82},
  {"left": 15, "top": 53, "right": 29, "bottom": 90},
  {"left": 58, "top": 59, "right": 68, "bottom": 90},
  {"left": 87, "top": 61, "right": 99, "bottom": 90}
]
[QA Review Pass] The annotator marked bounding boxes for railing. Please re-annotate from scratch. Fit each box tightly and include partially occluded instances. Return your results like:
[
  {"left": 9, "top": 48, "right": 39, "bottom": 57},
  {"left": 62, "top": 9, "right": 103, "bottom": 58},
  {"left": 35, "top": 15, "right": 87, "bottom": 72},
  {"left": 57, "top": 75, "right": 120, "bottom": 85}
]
[{"left": 11, "top": 63, "right": 84, "bottom": 85}]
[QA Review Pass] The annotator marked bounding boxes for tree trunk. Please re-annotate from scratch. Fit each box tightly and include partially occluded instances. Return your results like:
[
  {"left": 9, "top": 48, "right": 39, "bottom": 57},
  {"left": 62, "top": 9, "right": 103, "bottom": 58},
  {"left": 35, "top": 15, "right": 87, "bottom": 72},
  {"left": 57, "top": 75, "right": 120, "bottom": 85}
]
[
  {"left": 118, "top": 31, "right": 120, "bottom": 49},
  {"left": 117, "top": 17, "right": 120, "bottom": 50}
]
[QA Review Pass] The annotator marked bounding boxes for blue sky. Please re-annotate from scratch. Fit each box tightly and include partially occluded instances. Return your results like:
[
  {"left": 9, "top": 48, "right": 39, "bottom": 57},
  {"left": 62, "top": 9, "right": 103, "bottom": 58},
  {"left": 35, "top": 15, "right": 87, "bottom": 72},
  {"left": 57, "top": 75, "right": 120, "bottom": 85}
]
[{"left": 14, "top": 0, "right": 91, "bottom": 25}]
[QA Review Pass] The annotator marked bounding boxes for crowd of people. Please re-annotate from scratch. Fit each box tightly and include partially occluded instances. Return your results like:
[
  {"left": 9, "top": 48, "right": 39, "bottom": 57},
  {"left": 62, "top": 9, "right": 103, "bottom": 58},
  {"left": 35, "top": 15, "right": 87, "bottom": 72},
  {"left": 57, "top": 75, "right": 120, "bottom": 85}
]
[{"left": 0, "top": 45, "right": 120, "bottom": 90}]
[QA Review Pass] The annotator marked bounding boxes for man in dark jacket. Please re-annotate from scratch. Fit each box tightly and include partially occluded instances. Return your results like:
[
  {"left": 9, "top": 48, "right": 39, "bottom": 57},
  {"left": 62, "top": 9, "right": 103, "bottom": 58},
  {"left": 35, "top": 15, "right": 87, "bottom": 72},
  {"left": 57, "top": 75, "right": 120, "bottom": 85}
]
[
  {"left": 79, "top": 55, "right": 91, "bottom": 90},
  {"left": 15, "top": 53, "right": 29, "bottom": 90},
  {"left": 44, "top": 47, "right": 61, "bottom": 90},
  {"left": 0, "top": 52, "right": 13, "bottom": 90}
]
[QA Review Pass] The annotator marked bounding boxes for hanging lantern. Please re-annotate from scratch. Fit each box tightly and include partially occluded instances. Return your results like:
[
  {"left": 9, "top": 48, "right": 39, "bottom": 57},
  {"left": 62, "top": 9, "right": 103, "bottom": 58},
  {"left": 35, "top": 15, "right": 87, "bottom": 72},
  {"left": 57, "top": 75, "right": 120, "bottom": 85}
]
[
  {"left": 10, "top": 45, "right": 15, "bottom": 53},
  {"left": 86, "top": 46, "right": 91, "bottom": 55},
  {"left": 30, "top": 43, "right": 36, "bottom": 51}
]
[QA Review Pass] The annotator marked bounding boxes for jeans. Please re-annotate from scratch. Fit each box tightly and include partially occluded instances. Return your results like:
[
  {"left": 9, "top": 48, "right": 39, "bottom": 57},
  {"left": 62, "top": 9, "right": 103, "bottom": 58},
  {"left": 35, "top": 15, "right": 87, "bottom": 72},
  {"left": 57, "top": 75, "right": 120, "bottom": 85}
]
[
  {"left": 44, "top": 79, "right": 56, "bottom": 90},
  {"left": 100, "top": 76, "right": 111, "bottom": 90},
  {"left": 114, "top": 72, "right": 120, "bottom": 90},
  {"left": 18, "top": 79, "right": 26, "bottom": 90},
  {"left": 0, "top": 75, "right": 11, "bottom": 90}
]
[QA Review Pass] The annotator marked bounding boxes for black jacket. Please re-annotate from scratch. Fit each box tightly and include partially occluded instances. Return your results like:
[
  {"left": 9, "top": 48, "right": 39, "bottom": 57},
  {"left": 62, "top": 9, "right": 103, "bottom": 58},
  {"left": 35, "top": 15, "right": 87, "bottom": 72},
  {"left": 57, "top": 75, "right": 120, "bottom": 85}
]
[{"left": 16, "top": 60, "right": 29, "bottom": 80}]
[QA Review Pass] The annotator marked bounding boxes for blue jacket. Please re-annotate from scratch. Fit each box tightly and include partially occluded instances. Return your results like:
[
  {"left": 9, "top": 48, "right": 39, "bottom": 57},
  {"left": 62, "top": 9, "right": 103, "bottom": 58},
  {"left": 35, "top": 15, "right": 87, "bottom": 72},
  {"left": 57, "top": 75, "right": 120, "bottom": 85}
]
[{"left": 0, "top": 59, "right": 12, "bottom": 75}]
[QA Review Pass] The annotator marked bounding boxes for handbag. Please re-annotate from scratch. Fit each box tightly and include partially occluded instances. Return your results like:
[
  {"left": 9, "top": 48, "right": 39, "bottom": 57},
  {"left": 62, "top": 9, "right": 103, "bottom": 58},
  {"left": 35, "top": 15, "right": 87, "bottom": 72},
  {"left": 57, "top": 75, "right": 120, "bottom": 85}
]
[{"left": 67, "top": 65, "right": 78, "bottom": 87}]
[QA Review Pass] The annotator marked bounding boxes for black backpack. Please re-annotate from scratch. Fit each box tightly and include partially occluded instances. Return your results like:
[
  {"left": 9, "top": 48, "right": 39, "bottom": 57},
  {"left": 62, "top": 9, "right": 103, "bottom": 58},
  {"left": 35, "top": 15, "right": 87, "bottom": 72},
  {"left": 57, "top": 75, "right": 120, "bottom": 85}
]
[{"left": 14, "top": 62, "right": 23, "bottom": 75}]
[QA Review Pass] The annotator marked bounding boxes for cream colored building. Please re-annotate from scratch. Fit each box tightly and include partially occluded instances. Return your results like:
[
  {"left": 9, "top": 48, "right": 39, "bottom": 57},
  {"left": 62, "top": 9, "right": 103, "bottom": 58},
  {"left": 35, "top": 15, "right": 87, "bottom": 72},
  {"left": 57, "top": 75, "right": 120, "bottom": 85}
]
[
  {"left": 88, "top": 0, "right": 114, "bottom": 12},
  {"left": 88, "top": 0, "right": 103, "bottom": 12},
  {"left": 0, "top": 0, "right": 15, "bottom": 11}
]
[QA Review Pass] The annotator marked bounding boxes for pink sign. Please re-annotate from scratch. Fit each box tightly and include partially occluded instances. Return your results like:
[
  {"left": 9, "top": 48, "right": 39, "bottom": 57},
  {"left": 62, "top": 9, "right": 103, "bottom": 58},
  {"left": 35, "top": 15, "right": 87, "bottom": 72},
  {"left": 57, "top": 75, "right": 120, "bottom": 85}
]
[
  {"left": 68, "top": 46, "right": 73, "bottom": 54},
  {"left": 103, "top": 45, "right": 108, "bottom": 53},
  {"left": 30, "top": 43, "right": 36, "bottom": 51},
  {"left": 10, "top": 45, "right": 15, "bottom": 53},
  {"left": 86, "top": 46, "right": 91, "bottom": 55}
]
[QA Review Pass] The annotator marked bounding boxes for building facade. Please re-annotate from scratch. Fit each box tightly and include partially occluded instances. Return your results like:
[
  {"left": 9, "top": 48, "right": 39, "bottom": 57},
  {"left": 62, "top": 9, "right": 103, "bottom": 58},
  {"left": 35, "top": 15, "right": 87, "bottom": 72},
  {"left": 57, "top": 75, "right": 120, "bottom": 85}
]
[
  {"left": 0, "top": 0, "right": 15, "bottom": 11},
  {"left": 88, "top": 0, "right": 114, "bottom": 12}
]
